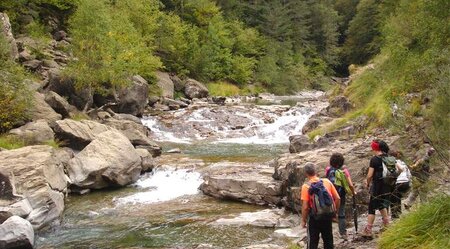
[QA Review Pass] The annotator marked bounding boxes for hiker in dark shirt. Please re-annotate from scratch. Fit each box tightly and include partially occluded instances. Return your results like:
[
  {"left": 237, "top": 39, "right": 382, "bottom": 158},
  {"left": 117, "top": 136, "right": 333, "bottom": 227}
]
[{"left": 361, "top": 140, "right": 391, "bottom": 238}]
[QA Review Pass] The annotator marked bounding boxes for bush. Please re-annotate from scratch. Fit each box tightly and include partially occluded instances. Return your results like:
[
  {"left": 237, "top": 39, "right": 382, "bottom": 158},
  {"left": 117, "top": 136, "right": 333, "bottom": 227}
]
[
  {"left": 207, "top": 81, "right": 241, "bottom": 97},
  {"left": 378, "top": 195, "right": 450, "bottom": 249},
  {"left": 0, "top": 33, "right": 31, "bottom": 133}
]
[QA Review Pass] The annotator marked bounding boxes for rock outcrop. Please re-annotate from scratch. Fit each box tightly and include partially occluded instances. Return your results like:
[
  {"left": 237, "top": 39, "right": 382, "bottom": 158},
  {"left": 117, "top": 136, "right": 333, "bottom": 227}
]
[
  {"left": 156, "top": 71, "right": 174, "bottom": 99},
  {"left": 200, "top": 165, "right": 282, "bottom": 206},
  {"left": 184, "top": 79, "right": 209, "bottom": 99},
  {"left": 53, "top": 119, "right": 111, "bottom": 150},
  {"left": 9, "top": 119, "right": 54, "bottom": 144},
  {"left": 67, "top": 130, "right": 142, "bottom": 190},
  {"left": 44, "top": 91, "right": 77, "bottom": 118},
  {"left": 0, "top": 216, "right": 34, "bottom": 249},
  {"left": 31, "top": 92, "right": 62, "bottom": 123},
  {"left": 288, "top": 135, "right": 313, "bottom": 153},
  {"left": 0, "top": 145, "right": 71, "bottom": 229},
  {"left": 115, "top": 75, "right": 149, "bottom": 116},
  {"left": 0, "top": 13, "right": 19, "bottom": 60}
]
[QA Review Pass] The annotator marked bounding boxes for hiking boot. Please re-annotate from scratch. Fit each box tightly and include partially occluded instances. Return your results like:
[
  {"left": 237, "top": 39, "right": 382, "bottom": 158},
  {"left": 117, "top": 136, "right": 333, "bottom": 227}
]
[{"left": 360, "top": 227, "right": 373, "bottom": 238}]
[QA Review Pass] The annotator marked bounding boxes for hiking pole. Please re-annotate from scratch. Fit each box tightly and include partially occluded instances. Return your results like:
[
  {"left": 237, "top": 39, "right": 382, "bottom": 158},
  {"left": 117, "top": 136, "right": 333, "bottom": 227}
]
[{"left": 352, "top": 195, "right": 358, "bottom": 234}]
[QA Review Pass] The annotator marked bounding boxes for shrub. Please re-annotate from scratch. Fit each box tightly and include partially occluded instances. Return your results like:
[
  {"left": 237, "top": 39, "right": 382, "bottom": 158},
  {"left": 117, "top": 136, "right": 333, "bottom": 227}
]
[
  {"left": 378, "top": 195, "right": 450, "bottom": 249},
  {"left": 207, "top": 81, "right": 241, "bottom": 97},
  {"left": 0, "top": 33, "right": 32, "bottom": 133}
]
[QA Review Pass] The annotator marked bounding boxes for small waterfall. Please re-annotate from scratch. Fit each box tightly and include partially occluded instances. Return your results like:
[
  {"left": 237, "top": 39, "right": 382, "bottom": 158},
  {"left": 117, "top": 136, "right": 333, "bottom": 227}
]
[{"left": 115, "top": 168, "right": 203, "bottom": 205}]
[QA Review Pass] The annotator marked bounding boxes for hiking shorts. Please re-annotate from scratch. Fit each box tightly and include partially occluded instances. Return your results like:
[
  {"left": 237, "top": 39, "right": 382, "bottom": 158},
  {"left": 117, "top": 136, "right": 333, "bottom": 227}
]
[{"left": 368, "top": 194, "right": 389, "bottom": 215}]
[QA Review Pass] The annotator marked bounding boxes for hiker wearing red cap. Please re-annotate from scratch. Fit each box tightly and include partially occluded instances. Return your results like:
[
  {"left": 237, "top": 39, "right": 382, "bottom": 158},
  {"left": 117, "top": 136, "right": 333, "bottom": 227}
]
[{"left": 361, "top": 139, "right": 391, "bottom": 238}]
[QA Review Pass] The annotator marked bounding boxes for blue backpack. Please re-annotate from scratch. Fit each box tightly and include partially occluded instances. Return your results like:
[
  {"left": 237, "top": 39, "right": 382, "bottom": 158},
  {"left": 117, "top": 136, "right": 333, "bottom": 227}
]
[{"left": 307, "top": 179, "right": 336, "bottom": 220}]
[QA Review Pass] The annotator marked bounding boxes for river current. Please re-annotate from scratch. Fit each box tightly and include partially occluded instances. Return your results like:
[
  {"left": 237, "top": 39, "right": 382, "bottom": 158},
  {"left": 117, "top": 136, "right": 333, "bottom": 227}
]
[{"left": 36, "top": 93, "right": 326, "bottom": 249}]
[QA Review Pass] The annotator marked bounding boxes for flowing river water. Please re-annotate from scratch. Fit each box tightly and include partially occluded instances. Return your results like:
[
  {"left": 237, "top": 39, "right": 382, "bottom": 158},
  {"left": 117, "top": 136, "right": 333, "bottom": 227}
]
[{"left": 36, "top": 93, "right": 327, "bottom": 249}]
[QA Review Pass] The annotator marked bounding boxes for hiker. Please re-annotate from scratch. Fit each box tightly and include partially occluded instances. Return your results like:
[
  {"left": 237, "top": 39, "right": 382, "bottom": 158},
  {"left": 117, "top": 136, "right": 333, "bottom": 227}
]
[
  {"left": 301, "top": 162, "right": 341, "bottom": 249},
  {"left": 388, "top": 150, "right": 411, "bottom": 219},
  {"left": 325, "top": 153, "right": 356, "bottom": 240},
  {"left": 361, "top": 140, "right": 391, "bottom": 237},
  {"left": 404, "top": 146, "right": 435, "bottom": 209}
]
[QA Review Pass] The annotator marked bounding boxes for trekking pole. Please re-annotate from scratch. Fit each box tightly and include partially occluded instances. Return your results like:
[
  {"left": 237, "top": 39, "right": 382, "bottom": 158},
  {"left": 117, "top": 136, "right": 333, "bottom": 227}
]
[{"left": 352, "top": 195, "right": 358, "bottom": 236}]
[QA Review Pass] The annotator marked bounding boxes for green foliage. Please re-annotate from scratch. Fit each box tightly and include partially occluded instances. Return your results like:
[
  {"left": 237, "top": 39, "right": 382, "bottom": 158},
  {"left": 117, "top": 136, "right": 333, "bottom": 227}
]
[
  {"left": 378, "top": 195, "right": 450, "bottom": 249},
  {"left": 207, "top": 81, "right": 241, "bottom": 97},
  {"left": 0, "top": 34, "right": 32, "bottom": 133},
  {"left": 65, "top": 0, "right": 162, "bottom": 93},
  {"left": 0, "top": 135, "right": 26, "bottom": 150}
]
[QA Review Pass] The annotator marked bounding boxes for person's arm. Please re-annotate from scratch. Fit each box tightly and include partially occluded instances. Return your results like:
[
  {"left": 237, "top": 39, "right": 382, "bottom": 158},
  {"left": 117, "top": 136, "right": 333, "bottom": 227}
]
[
  {"left": 344, "top": 168, "right": 356, "bottom": 195},
  {"left": 301, "top": 200, "right": 309, "bottom": 228},
  {"left": 366, "top": 167, "right": 374, "bottom": 189}
]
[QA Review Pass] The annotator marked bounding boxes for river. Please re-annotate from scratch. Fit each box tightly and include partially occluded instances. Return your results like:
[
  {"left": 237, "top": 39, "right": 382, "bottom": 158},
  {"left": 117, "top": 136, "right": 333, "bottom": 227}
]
[{"left": 36, "top": 93, "right": 327, "bottom": 249}]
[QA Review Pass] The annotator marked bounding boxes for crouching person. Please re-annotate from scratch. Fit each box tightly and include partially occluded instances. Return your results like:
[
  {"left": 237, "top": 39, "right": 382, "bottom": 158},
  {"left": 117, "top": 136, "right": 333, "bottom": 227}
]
[{"left": 301, "top": 162, "right": 341, "bottom": 249}]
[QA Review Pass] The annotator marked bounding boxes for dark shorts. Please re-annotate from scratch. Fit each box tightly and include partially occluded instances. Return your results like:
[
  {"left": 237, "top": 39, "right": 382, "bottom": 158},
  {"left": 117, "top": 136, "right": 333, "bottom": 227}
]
[{"left": 368, "top": 182, "right": 390, "bottom": 214}]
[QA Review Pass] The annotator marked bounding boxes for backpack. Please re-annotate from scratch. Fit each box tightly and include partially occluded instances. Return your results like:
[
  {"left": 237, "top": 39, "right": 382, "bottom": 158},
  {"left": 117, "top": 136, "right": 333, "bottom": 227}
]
[
  {"left": 307, "top": 179, "right": 336, "bottom": 220},
  {"left": 380, "top": 155, "right": 399, "bottom": 186},
  {"left": 326, "top": 167, "right": 352, "bottom": 195}
]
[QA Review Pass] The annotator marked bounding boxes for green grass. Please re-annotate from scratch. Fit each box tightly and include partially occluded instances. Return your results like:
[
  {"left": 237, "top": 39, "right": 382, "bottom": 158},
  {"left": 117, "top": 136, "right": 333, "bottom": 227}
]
[
  {"left": 71, "top": 112, "right": 90, "bottom": 121},
  {"left": 378, "top": 195, "right": 450, "bottom": 249},
  {"left": 207, "top": 81, "right": 241, "bottom": 97},
  {"left": 43, "top": 139, "right": 63, "bottom": 148},
  {"left": 0, "top": 135, "right": 26, "bottom": 150}
]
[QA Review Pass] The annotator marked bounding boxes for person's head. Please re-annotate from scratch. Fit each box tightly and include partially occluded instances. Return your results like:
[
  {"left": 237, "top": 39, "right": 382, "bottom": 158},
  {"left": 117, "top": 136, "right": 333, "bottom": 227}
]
[
  {"left": 371, "top": 139, "right": 389, "bottom": 154},
  {"left": 304, "top": 162, "right": 317, "bottom": 177},
  {"left": 330, "top": 153, "right": 345, "bottom": 169}
]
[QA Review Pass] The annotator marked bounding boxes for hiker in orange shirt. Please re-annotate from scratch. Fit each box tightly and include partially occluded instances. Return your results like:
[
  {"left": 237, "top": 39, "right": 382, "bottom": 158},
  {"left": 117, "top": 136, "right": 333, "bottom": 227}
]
[{"left": 301, "top": 162, "right": 341, "bottom": 249}]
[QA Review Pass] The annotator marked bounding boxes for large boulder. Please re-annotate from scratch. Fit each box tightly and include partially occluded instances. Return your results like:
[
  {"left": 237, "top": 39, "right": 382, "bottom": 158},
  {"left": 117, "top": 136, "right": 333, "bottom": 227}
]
[
  {"left": 0, "top": 13, "right": 19, "bottom": 60},
  {"left": 53, "top": 119, "right": 111, "bottom": 150},
  {"left": 0, "top": 216, "right": 34, "bottom": 249},
  {"left": 184, "top": 79, "right": 209, "bottom": 99},
  {"left": 67, "top": 130, "right": 142, "bottom": 190},
  {"left": 31, "top": 92, "right": 62, "bottom": 123},
  {"left": 301, "top": 118, "right": 320, "bottom": 134},
  {"left": 44, "top": 91, "right": 77, "bottom": 118},
  {"left": 115, "top": 75, "right": 149, "bottom": 116},
  {"left": 155, "top": 71, "right": 174, "bottom": 99},
  {"left": 101, "top": 118, "right": 161, "bottom": 157},
  {"left": 45, "top": 68, "right": 92, "bottom": 110},
  {"left": 200, "top": 166, "right": 282, "bottom": 206},
  {"left": 9, "top": 119, "right": 54, "bottom": 144},
  {"left": 0, "top": 145, "right": 71, "bottom": 229},
  {"left": 326, "top": 95, "right": 352, "bottom": 117},
  {"left": 288, "top": 135, "right": 313, "bottom": 153}
]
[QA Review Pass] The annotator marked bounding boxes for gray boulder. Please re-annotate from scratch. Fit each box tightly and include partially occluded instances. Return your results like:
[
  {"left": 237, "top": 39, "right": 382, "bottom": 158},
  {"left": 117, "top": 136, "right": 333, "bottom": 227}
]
[
  {"left": 200, "top": 167, "right": 282, "bottom": 206},
  {"left": 171, "top": 74, "right": 185, "bottom": 92},
  {"left": 0, "top": 145, "right": 71, "bottom": 229},
  {"left": 0, "top": 13, "right": 18, "bottom": 60},
  {"left": 0, "top": 216, "right": 34, "bottom": 249},
  {"left": 31, "top": 92, "right": 62, "bottom": 123},
  {"left": 184, "top": 79, "right": 209, "bottom": 99},
  {"left": 135, "top": 148, "right": 155, "bottom": 172},
  {"left": 288, "top": 135, "right": 313, "bottom": 153},
  {"left": 44, "top": 91, "right": 76, "bottom": 118},
  {"left": 301, "top": 118, "right": 320, "bottom": 134},
  {"left": 326, "top": 95, "right": 352, "bottom": 117},
  {"left": 156, "top": 71, "right": 174, "bottom": 99},
  {"left": 101, "top": 118, "right": 161, "bottom": 157},
  {"left": 53, "top": 119, "right": 111, "bottom": 150},
  {"left": 67, "top": 130, "right": 142, "bottom": 189},
  {"left": 9, "top": 119, "right": 54, "bottom": 144},
  {"left": 115, "top": 75, "right": 149, "bottom": 116}
]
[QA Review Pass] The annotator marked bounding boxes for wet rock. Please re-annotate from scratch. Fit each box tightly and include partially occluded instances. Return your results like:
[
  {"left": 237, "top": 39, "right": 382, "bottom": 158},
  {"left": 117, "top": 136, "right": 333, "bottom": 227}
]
[
  {"left": 171, "top": 74, "right": 185, "bottom": 92},
  {"left": 44, "top": 91, "right": 77, "bottom": 118},
  {"left": 115, "top": 75, "right": 149, "bottom": 116},
  {"left": 200, "top": 167, "right": 282, "bottom": 206},
  {"left": 0, "top": 145, "right": 71, "bottom": 229},
  {"left": 184, "top": 79, "right": 209, "bottom": 99},
  {"left": 156, "top": 71, "right": 174, "bottom": 99},
  {"left": 67, "top": 130, "right": 142, "bottom": 189},
  {"left": 135, "top": 148, "right": 155, "bottom": 172},
  {"left": 9, "top": 119, "right": 54, "bottom": 144},
  {"left": 212, "top": 96, "right": 226, "bottom": 105},
  {"left": 289, "top": 135, "right": 313, "bottom": 153},
  {"left": 53, "top": 119, "right": 112, "bottom": 150},
  {"left": 167, "top": 148, "right": 181, "bottom": 154},
  {"left": 111, "top": 113, "right": 142, "bottom": 124},
  {"left": 0, "top": 199, "right": 33, "bottom": 218},
  {"left": 163, "top": 98, "right": 188, "bottom": 110},
  {"left": 153, "top": 103, "right": 170, "bottom": 112},
  {"left": 0, "top": 13, "right": 19, "bottom": 60},
  {"left": 215, "top": 208, "right": 297, "bottom": 228},
  {"left": 31, "top": 92, "right": 62, "bottom": 123},
  {"left": 0, "top": 216, "right": 34, "bottom": 249}
]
